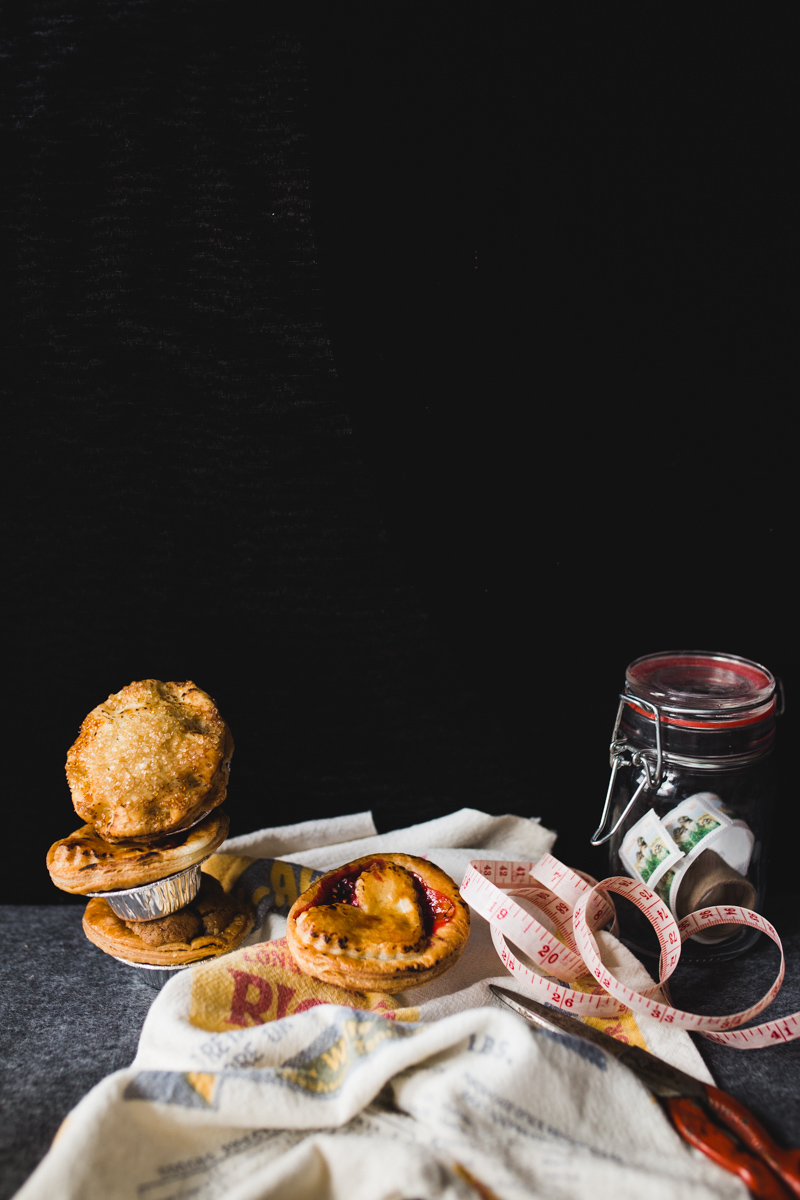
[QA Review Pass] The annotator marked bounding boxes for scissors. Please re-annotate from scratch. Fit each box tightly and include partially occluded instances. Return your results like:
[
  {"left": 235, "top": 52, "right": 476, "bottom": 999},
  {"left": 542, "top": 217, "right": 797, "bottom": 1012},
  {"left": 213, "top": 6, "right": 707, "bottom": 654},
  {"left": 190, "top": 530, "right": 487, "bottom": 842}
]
[{"left": 489, "top": 984, "right": 800, "bottom": 1200}]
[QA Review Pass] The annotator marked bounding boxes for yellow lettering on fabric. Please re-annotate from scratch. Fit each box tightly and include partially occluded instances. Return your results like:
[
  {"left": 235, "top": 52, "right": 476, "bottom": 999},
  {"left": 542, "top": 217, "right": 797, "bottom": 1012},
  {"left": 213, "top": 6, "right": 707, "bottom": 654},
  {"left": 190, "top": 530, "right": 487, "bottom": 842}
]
[
  {"left": 299, "top": 866, "right": 316, "bottom": 895},
  {"left": 185, "top": 1073, "right": 217, "bottom": 1105},
  {"left": 571, "top": 974, "right": 649, "bottom": 1050},
  {"left": 202, "top": 854, "right": 256, "bottom": 892},
  {"left": 274, "top": 1016, "right": 406, "bottom": 1095},
  {"left": 270, "top": 862, "right": 299, "bottom": 909},
  {"left": 322, "top": 1041, "right": 353, "bottom": 1072}
]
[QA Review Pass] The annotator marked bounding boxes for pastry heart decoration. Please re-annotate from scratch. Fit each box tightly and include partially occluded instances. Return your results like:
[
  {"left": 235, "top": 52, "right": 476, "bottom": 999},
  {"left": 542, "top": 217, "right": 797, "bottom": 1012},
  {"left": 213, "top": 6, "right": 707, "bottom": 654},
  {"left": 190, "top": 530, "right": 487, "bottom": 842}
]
[
  {"left": 286, "top": 853, "right": 470, "bottom": 993},
  {"left": 294, "top": 860, "right": 428, "bottom": 954}
]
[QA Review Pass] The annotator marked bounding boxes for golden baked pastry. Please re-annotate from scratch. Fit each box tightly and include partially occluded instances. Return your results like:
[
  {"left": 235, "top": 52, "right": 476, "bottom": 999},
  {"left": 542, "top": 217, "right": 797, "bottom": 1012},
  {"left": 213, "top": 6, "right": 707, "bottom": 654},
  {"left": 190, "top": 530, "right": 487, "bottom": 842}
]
[
  {"left": 66, "top": 680, "right": 233, "bottom": 841},
  {"left": 46, "top": 808, "right": 230, "bottom": 894},
  {"left": 82, "top": 873, "right": 254, "bottom": 965},
  {"left": 286, "top": 853, "right": 470, "bottom": 993}
]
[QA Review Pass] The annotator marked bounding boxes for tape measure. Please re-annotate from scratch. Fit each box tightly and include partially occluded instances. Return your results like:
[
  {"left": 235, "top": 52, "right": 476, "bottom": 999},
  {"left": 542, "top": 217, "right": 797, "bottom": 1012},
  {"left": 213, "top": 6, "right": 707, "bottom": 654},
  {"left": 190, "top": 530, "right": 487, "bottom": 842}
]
[{"left": 460, "top": 854, "right": 800, "bottom": 1047}]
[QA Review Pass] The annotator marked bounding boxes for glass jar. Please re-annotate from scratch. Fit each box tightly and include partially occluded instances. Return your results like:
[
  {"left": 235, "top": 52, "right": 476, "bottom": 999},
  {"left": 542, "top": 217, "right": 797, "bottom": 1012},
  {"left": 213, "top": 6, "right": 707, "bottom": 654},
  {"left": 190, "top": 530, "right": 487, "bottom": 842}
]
[{"left": 591, "top": 651, "right": 779, "bottom": 963}]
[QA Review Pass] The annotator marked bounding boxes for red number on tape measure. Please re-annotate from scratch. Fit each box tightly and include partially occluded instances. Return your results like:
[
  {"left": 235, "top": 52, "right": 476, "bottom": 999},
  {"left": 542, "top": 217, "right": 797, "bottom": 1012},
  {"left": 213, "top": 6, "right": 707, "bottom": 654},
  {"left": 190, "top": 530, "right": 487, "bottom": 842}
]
[{"left": 461, "top": 855, "right": 799, "bottom": 1048}]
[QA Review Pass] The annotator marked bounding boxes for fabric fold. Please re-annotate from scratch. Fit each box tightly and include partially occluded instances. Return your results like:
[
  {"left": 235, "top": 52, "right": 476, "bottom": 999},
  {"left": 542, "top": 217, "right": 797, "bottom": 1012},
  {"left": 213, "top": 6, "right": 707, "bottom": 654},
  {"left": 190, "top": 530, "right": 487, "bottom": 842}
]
[{"left": 16, "top": 809, "right": 735, "bottom": 1200}]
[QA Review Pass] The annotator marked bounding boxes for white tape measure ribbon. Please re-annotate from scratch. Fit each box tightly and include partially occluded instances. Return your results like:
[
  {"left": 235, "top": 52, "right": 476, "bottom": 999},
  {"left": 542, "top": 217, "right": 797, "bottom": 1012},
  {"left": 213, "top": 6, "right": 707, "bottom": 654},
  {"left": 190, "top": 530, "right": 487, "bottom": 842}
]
[{"left": 460, "top": 854, "right": 799, "bottom": 1047}]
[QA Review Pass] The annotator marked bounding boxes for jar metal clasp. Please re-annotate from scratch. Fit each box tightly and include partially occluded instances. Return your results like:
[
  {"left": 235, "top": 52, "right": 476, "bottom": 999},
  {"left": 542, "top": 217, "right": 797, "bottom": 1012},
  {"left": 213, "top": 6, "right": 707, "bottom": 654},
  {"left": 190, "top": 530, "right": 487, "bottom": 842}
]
[{"left": 590, "top": 693, "right": 664, "bottom": 846}]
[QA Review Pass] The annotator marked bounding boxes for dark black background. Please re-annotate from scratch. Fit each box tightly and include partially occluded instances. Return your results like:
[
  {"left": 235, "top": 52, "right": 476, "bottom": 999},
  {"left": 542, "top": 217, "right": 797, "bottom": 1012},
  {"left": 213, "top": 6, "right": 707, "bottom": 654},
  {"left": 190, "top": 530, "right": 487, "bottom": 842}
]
[{"left": 3, "top": 6, "right": 795, "bottom": 905}]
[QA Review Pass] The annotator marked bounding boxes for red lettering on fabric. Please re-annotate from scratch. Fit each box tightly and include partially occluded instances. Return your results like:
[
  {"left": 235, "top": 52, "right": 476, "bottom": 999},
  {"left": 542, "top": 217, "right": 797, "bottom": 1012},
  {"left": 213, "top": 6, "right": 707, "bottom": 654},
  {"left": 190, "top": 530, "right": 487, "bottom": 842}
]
[{"left": 227, "top": 970, "right": 274, "bottom": 1026}]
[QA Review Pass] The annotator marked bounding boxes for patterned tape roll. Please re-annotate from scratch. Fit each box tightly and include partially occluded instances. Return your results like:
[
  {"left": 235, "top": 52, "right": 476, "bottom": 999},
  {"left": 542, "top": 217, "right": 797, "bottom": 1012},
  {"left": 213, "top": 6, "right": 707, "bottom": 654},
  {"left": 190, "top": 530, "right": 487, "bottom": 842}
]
[
  {"left": 617, "top": 796, "right": 758, "bottom": 946},
  {"left": 460, "top": 854, "right": 800, "bottom": 1048}
]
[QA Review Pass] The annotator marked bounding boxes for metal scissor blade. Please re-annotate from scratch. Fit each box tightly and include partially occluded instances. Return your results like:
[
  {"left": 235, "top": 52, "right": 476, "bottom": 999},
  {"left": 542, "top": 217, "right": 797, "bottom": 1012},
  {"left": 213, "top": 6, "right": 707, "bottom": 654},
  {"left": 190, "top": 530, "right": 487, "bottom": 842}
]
[
  {"left": 489, "top": 986, "right": 800, "bottom": 1200},
  {"left": 488, "top": 984, "right": 705, "bottom": 1102}
]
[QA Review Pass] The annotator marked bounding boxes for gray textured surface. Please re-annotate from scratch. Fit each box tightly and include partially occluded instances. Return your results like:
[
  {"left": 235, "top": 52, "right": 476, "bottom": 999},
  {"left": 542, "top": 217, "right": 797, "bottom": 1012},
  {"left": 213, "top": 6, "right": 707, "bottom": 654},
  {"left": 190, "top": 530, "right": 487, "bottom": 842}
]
[
  {"left": 670, "top": 893, "right": 800, "bottom": 1145},
  {"left": 0, "top": 907, "right": 155, "bottom": 1200},
  {"left": 3, "top": 903, "right": 800, "bottom": 1199}
]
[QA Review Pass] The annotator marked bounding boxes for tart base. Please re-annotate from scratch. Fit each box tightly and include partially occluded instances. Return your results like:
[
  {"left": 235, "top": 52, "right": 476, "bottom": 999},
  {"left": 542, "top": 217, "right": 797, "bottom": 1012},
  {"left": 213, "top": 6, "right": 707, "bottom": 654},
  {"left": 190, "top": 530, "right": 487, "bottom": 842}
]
[{"left": 82, "top": 873, "right": 254, "bottom": 965}]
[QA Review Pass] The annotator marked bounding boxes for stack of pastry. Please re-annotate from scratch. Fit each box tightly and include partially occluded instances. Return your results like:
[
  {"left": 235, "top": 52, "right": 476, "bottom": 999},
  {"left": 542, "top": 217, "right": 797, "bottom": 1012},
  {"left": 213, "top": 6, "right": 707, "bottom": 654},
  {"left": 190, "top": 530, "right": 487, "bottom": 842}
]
[{"left": 47, "top": 679, "right": 254, "bottom": 966}]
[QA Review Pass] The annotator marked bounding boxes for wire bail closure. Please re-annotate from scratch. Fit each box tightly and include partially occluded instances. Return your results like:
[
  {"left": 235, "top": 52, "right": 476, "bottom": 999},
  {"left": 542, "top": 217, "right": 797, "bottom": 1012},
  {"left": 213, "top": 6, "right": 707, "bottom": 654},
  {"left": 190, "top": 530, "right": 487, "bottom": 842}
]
[{"left": 590, "top": 693, "right": 664, "bottom": 846}]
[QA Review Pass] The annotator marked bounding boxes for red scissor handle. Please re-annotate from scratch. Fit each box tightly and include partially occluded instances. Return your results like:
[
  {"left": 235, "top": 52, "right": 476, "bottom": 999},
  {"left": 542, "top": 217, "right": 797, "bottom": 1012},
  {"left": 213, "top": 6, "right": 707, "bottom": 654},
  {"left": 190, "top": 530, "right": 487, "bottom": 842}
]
[
  {"left": 702, "top": 1085, "right": 800, "bottom": 1200},
  {"left": 666, "top": 1096, "right": 793, "bottom": 1200}
]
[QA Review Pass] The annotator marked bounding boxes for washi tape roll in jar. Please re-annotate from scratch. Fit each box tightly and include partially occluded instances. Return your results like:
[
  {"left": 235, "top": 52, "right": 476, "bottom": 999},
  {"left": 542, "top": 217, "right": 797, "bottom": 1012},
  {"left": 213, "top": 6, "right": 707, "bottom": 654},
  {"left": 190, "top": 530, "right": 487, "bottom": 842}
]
[{"left": 591, "top": 651, "right": 779, "bottom": 963}]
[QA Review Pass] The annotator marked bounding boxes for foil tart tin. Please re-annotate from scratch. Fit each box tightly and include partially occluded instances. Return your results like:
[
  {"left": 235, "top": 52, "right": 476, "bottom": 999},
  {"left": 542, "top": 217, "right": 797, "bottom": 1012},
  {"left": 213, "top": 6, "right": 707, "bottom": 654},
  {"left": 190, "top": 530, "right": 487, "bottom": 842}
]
[
  {"left": 112, "top": 955, "right": 211, "bottom": 991},
  {"left": 88, "top": 859, "right": 208, "bottom": 921}
]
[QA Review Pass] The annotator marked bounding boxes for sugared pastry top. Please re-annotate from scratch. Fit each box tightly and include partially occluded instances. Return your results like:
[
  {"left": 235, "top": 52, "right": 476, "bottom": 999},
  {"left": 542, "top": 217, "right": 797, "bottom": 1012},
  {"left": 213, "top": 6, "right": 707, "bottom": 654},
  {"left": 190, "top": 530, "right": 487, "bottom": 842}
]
[
  {"left": 82, "top": 873, "right": 254, "bottom": 965},
  {"left": 66, "top": 679, "right": 233, "bottom": 841},
  {"left": 286, "top": 853, "right": 470, "bottom": 993},
  {"left": 46, "top": 808, "right": 230, "bottom": 894}
]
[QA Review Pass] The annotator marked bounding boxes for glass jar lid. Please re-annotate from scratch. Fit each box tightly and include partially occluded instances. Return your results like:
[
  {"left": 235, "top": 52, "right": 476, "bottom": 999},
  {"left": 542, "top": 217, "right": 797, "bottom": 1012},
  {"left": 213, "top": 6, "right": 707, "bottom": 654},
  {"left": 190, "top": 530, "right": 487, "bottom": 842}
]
[{"left": 625, "top": 651, "right": 775, "bottom": 720}]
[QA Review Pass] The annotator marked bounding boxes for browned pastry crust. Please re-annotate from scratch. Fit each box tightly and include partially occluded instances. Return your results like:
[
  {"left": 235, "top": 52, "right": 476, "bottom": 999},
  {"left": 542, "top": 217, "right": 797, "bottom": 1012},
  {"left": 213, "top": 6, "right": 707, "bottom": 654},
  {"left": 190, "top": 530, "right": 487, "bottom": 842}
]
[
  {"left": 46, "top": 808, "right": 230, "bottom": 894},
  {"left": 82, "top": 873, "right": 254, "bottom": 965},
  {"left": 286, "top": 853, "right": 470, "bottom": 993},
  {"left": 66, "top": 680, "right": 234, "bottom": 841}
]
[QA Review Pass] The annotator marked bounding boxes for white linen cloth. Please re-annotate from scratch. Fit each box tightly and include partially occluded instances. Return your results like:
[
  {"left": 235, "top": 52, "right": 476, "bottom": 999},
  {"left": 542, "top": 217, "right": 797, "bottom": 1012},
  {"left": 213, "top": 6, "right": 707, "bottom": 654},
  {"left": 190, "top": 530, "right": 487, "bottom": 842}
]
[{"left": 17, "top": 809, "right": 744, "bottom": 1200}]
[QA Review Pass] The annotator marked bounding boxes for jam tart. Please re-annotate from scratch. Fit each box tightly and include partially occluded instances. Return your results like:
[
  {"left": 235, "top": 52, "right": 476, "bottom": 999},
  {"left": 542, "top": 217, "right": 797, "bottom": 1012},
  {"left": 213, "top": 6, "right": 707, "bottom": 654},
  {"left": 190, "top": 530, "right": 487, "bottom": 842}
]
[{"left": 286, "top": 853, "right": 470, "bottom": 993}]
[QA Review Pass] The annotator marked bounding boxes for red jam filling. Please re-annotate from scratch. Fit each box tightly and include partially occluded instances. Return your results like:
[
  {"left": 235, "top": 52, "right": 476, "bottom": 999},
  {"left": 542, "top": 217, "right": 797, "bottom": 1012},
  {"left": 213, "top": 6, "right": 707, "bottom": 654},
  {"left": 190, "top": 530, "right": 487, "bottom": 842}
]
[
  {"left": 299, "top": 858, "right": 456, "bottom": 937},
  {"left": 328, "top": 874, "right": 361, "bottom": 906},
  {"left": 419, "top": 882, "right": 457, "bottom": 935}
]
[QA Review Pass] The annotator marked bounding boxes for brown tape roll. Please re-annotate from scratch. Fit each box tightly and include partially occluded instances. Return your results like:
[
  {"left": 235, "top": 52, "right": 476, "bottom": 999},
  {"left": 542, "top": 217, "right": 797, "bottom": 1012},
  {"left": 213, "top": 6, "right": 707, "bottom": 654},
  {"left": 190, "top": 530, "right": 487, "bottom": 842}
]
[{"left": 675, "top": 848, "right": 757, "bottom": 942}]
